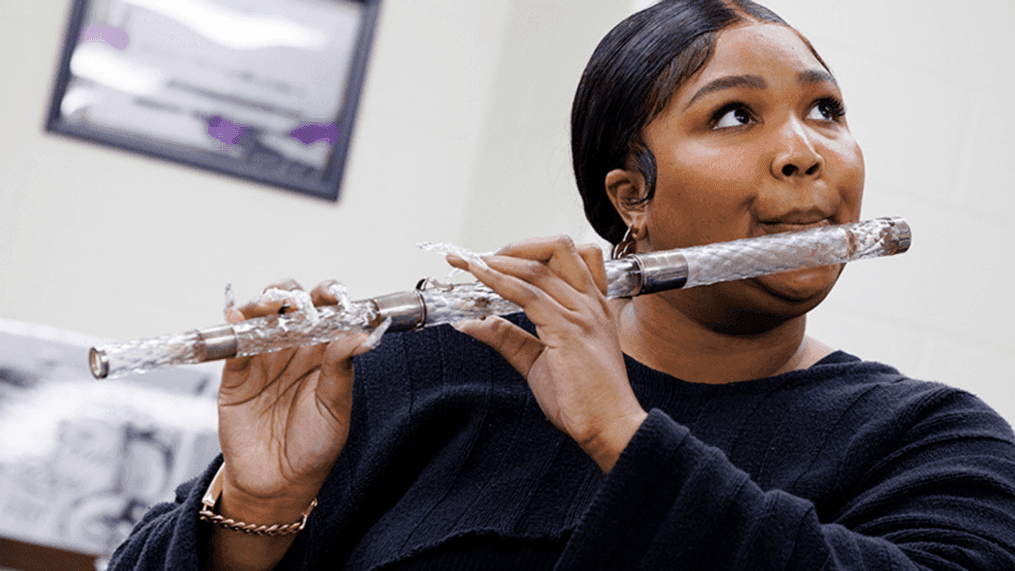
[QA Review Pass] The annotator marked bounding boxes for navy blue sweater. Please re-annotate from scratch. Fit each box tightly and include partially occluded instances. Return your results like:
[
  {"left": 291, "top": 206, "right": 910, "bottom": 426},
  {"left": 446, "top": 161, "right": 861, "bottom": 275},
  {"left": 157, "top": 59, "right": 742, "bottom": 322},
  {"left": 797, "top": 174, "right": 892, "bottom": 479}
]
[{"left": 108, "top": 320, "right": 1015, "bottom": 570}]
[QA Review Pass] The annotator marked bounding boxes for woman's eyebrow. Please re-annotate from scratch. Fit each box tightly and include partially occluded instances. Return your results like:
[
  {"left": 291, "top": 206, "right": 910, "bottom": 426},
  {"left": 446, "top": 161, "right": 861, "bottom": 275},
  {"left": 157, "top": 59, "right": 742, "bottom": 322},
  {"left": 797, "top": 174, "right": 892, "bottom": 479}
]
[
  {"left": 799, "top": 69, "right": 838, "bottom": 87},
  {"left": 683, "top": 69, "right": 839, "bottom": 111},
  {"left": 684, "top": 74, "right": 766, "bottom": 110}
]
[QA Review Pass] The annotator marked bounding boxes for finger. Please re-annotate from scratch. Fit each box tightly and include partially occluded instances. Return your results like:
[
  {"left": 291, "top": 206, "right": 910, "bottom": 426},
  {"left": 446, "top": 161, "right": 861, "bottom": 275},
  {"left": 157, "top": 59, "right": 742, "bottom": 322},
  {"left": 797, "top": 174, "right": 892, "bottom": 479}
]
[
  {"left": 451, "top": 251, "right": 591, "bottom": 315},
  {"left": 446, "top": 253, "right": 468, "bottom": 272},
  {"left": 225, "top": 307, "right": 246, "bottom": 324},
  {"left": 223, "top": 354, "right": 254, "bottom": 374},
  {"left": 465, "top": 257, "right": 587, "bottom": 330},
  {"left": 482, "top": 255, "right": 586, "bottom": 312},
  {"left": 236, "top": 298, "right": 284, "bottom": 320},
  {"left": 221, "top": 341, "right": 327, "bottom": 385},
  {"left": 246, "top": 346, "right": 334, "bottom": 400},
  {"left": 357, "top": 317, "right": 392, "bottom": 354},
  {"left": 493, "top": 236, "right": 601, "bottom": 296},
  {"left": 450, "top": 239, "right": 602, "bottom": 300},
  {"left": 223, "top": 284, "right": 239, "bottom": 322},
  {"left": 264, "top": 288, "right": 316, "bottom": 320},
  {"left": 310, "top": 280, "right": 349, "bottom": 308},
  {"left": 452, "top": 316, "right": 544, "bottom": 378},
  {"left": 316, "top": 331, "right": 373, "bottom": 410},
  {"left": 236, "top": 280, "right": 310, "bottom": 320},
  {"left": 262, "top": 279, "right": 305, "bottom": 315},
  {"left": 265, "top": 278, "right": 303, "bottom": 293},
  {"left": 276, "top": 343, "right": 328, "bottom": 383},
  {"left": 577, "top": 243, "right": 608, "bottom": 296}
]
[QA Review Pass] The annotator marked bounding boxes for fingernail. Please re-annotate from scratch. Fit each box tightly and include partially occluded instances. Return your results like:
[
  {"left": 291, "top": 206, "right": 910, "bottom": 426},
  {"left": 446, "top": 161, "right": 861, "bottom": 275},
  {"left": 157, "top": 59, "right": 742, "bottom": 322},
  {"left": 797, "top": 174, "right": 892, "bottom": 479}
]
[
  {"left": 450, "top": 317, "right": 482, "bottom": 332},
  {"left": 474, "top": 256, "right": 492, "bottom": 271},
  {"left": 328, "top": 282, "right": 352, "bottom": 311},
  {"left": 223, "top": 283, "right": 236, "bottom": 320},
  {"left": 363, "top": 317, "right": 393, "bottom": 350},
  {"left": 419, "top": 242, "right": 493, "bottom": 273},
  {"left": 261, "top": 288, "right": 320, "bottom": 324}
]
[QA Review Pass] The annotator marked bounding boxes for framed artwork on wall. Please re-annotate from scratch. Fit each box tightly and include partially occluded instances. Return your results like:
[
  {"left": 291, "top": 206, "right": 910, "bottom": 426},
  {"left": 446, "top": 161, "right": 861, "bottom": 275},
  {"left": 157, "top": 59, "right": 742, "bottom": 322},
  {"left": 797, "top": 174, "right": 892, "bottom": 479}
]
[{"left": 46, "top": 0, "right": 381, "bottom": 201}]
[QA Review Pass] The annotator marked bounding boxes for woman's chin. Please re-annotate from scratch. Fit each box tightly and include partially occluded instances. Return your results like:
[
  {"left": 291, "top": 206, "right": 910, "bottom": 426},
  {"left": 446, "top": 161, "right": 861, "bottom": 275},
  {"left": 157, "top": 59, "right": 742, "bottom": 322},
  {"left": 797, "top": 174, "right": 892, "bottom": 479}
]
[{"left": 752, "top": 265, "right": 841, "bottom": 304}]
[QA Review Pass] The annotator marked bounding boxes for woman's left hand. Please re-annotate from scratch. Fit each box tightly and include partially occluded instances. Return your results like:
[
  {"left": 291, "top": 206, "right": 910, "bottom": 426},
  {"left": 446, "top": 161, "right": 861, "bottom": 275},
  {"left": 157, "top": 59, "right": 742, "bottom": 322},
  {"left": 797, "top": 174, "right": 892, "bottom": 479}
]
[{"left": 448, "top": 236, "right": 648, "bottom": 472}]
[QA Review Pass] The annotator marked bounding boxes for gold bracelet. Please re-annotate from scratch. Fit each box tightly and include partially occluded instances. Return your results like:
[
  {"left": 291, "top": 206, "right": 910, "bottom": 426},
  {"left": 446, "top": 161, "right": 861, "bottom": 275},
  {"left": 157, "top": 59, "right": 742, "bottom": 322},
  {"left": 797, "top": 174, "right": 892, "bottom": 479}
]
[{"left": 198, "top": 464, "right": 318, "bottom": 537}]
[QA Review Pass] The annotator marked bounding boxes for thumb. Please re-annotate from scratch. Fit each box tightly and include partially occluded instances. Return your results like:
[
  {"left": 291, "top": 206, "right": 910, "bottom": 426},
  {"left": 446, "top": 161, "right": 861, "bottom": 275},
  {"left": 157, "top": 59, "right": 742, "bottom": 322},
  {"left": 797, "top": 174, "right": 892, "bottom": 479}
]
[
  {"left": 320, "top": 331, "right": 372, "bottom": 379},
  {"left": 315, "top": 331, "right": 371, "bottom": 412},
  {"left": 452, "top": 316, "right": 544, "bottom": 379}
]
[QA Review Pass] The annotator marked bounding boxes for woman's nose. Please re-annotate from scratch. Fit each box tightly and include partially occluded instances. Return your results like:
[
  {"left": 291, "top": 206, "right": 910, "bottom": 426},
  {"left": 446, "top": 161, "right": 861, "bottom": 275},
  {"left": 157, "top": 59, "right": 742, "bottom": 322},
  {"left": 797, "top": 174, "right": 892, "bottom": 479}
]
[{"left": 771, "top": 119, "right": 823, "bottom": 180}]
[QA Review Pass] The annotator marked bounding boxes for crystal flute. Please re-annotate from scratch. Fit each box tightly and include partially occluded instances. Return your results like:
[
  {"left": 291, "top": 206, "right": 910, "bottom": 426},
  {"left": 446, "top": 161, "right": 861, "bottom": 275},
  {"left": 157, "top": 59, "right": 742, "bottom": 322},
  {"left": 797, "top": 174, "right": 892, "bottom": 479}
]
[{"left": 89, "top": 217, "right": 911, "bottom": 379}]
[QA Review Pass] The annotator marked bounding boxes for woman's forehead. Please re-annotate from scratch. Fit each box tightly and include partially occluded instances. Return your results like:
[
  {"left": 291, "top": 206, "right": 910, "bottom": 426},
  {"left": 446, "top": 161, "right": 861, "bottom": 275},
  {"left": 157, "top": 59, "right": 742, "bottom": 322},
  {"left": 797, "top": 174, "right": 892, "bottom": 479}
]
[{"left": 675, "top": 23, "right": 829, "bottom": 103}]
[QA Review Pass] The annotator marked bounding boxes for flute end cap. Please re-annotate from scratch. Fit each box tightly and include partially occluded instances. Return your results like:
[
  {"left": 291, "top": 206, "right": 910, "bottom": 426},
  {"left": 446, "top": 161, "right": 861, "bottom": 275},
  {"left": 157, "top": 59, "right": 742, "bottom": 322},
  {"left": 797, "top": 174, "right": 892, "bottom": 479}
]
[
  {"left": 89, "top": 347, "right": 109, "bottom": 379},
  {"left": 886, "top": 216, "right": 912, "bottom": 254}
]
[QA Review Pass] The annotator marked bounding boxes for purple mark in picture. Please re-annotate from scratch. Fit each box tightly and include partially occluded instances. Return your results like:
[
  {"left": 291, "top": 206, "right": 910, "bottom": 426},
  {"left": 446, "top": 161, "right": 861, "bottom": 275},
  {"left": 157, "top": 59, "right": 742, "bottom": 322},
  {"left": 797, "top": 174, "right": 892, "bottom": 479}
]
[
  {"left": 80, "top": 24, "right": 130, "bottom": 50},
  {"left": 290, "top": 122, "right": 339, "bottom": 145},
  {"left": 206, "top": 116, "right": 248, "bottom": 145}
]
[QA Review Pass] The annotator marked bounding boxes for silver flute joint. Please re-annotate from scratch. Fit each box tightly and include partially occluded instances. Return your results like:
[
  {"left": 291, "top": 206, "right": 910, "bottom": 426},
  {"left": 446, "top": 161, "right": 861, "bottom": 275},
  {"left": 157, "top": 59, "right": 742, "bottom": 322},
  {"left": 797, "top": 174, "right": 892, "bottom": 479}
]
[
  {"left": 196, "top": 325, "right": 239, "bottom": 362},
  {"left": 371, "top": 290, "right": 426, "bottom": 331}
]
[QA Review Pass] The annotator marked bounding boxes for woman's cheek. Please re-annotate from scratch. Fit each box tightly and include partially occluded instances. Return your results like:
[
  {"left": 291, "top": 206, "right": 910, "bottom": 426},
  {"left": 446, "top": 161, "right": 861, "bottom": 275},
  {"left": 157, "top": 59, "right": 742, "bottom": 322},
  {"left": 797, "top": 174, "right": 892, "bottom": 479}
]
[
  {"left": 829, "top": 135, "right": 866, "bottom": 216},
  {"left": 651, "top": 167, "right": 758, "bottom": 244}
]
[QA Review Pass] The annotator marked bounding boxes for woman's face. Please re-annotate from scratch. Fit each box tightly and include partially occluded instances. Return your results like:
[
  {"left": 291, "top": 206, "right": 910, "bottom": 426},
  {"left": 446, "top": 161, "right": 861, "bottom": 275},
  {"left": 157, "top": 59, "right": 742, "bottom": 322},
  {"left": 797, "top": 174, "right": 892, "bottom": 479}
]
[{"left": 625, "top": 23, "right": 864, "bottom": 328}]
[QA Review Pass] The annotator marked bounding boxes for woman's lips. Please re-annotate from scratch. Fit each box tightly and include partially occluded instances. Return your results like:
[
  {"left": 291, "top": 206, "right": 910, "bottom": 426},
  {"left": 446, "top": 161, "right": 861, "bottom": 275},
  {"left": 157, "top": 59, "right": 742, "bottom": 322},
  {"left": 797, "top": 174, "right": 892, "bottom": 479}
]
[{"left": 753, "top": 218, "right": 833, "bottom": 237}]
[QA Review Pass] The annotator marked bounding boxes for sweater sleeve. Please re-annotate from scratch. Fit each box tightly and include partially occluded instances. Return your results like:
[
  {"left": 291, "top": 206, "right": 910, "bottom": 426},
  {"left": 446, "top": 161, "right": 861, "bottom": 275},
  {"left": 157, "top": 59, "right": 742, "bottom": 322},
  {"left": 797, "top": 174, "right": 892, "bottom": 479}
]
[
  {"left": 104, "top": 456, "right": 222, "bottom": 571},
  {"left": 557, "top": 400, "right": 1015, "bottom": 571}
]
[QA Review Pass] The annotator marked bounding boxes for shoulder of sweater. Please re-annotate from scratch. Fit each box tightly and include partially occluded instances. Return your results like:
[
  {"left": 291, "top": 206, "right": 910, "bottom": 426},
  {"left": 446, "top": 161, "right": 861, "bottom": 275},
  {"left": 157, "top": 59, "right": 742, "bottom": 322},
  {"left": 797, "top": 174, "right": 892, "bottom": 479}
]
[
  {"left": 816, "top": 352, "right": 1015, "bottom": 442},
  {"left": 628, "top": 348, "right": 1012, "bottom": 439},
  {"left": 820, "top": 352, "right": 996, "bottom": 406}
]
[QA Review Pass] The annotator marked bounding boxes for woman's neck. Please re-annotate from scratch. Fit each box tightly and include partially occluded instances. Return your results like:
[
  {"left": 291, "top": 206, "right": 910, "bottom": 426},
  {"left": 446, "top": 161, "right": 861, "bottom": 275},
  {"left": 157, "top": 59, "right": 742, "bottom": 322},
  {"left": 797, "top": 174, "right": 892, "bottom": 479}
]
[{"left": 612, "top": 294, "right": 833, "bottom": 384}]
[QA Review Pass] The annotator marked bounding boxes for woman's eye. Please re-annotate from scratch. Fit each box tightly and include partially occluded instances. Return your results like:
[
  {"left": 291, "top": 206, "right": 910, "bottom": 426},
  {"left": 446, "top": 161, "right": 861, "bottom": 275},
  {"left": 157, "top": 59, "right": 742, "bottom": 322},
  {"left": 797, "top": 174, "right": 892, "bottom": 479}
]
[
  {"left": 807, "top": 98, "right": 846, "bottom": 122},
  {"left": 713, "top": 106, "right": 754, "bottom": 129}
]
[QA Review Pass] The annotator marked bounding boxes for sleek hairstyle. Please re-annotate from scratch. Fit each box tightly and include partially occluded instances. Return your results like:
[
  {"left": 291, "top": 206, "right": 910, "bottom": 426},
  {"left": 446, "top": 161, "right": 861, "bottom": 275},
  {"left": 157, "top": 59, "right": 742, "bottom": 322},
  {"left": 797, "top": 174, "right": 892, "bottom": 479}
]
[{"left": 571, "top": 0, "right": 791, "bottom": 244}]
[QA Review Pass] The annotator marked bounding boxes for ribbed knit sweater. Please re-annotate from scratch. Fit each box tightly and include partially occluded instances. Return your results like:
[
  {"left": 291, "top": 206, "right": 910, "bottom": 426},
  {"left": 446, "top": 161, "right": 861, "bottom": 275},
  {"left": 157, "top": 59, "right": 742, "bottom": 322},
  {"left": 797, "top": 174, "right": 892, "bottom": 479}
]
[{"left": 108, "top": 317, "right": 1015, "bottom": 570}]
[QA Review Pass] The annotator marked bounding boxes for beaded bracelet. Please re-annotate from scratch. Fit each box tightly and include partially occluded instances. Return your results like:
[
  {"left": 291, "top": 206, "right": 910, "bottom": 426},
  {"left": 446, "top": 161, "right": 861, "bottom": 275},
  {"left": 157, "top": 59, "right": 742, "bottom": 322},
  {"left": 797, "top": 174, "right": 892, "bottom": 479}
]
[{"left": 198, "top": 464, "right": 318, "bottom": 537}]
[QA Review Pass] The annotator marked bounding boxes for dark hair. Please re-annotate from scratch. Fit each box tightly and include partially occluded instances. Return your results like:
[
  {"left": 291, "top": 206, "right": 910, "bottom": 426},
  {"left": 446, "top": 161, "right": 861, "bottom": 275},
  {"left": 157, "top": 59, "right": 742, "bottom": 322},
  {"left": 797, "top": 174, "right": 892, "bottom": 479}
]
[{"left": 571, "top": 0, "right": 789, "bottom": 244}]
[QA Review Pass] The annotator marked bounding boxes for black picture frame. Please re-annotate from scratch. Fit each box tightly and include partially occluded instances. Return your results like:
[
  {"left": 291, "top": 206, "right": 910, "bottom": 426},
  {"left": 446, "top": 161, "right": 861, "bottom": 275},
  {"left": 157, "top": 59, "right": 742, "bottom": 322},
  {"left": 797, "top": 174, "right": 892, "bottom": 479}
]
[{"left": 46, "top": 0, "right": 381, "bottom": 201}]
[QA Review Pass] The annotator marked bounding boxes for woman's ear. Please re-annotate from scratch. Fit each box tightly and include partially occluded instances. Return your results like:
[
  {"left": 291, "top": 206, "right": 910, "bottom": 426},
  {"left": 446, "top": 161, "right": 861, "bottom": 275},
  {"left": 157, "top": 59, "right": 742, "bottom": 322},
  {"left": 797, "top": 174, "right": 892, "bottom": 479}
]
[{"left": 605, "top": 168, "right": 648, "bottom": 229}]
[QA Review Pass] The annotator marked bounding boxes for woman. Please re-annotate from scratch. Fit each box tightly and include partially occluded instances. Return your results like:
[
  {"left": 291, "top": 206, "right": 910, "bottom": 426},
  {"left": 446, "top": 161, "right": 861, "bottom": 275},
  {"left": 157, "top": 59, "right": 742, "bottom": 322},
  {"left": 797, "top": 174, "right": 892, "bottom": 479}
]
[{"left": 108, "top": 1, "right": 1015, "bottom": 569}]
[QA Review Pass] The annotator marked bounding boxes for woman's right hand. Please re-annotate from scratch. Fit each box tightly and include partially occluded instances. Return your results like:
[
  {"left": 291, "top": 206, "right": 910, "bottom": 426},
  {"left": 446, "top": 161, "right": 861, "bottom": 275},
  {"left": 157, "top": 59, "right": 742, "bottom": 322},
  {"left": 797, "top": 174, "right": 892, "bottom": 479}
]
[{"left": 215, "top": 279, "right": 373, "bottom": 527}]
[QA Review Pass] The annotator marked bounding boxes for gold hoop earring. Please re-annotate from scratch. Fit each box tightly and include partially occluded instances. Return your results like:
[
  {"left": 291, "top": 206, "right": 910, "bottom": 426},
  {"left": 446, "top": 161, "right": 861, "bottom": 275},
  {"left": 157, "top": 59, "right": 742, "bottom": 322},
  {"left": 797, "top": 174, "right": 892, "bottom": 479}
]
[{"left": 612, "top": 226, "right": 637, "bottom": 259}]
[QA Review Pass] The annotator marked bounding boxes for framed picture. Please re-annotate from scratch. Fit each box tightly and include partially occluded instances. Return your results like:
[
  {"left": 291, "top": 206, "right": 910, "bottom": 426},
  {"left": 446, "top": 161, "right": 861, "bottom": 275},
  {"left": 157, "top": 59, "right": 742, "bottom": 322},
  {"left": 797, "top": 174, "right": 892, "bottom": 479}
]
[{"left": 46, "top": 0, "right": 382, "bottom": 201}]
